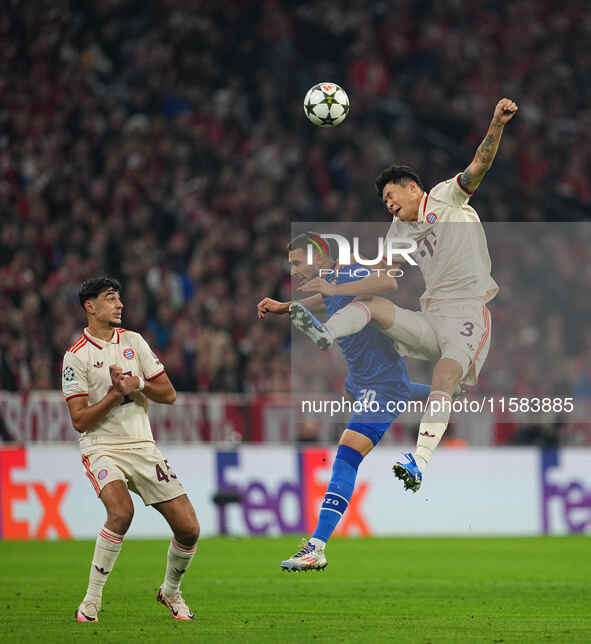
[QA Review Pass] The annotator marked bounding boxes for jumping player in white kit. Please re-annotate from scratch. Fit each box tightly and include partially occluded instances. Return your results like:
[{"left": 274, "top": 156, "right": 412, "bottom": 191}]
[
  {"left": 292, "top": 98, "right": 518, "bottom": 492},
  {"left": 63, "top": 277, "right": 199, "bottom": 623}
]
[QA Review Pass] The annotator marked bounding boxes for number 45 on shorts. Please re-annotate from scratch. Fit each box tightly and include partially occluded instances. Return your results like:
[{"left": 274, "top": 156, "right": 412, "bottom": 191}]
[{"left": 155, "top": 459, "right": 177, "bottom": 483}]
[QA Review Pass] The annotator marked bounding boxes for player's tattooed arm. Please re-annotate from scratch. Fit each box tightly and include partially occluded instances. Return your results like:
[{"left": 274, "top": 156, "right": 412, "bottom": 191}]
[{"left": 460, "top": 98, "right": 518, "bottom": 194}]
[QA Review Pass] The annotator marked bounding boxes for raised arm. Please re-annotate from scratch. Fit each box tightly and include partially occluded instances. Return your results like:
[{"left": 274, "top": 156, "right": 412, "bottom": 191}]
[{"left": 459, "top": 98, "right": 518, "bottom": 194}]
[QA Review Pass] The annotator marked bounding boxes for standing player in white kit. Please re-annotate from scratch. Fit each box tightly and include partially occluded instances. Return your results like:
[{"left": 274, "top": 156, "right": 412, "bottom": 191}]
[
  {"left": 292, "top": 98, "right": 518, "bottom": 492},
  {"left": 62, "top": 277, "right": 199, "bottom": 622}
]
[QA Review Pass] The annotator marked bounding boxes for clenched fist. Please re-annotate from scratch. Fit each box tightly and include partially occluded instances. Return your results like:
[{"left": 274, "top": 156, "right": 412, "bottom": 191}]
[{"left": 492, "top": 98, "right": 518, "bottom": 125}]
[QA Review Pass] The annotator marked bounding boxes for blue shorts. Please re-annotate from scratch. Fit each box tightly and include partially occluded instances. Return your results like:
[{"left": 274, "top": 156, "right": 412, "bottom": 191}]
[
  {"left": 345, "top": 385, "right": 407, "bottom": 446},
  {"left": 347, "top": 422, "right": 392, "bottom": 446}
]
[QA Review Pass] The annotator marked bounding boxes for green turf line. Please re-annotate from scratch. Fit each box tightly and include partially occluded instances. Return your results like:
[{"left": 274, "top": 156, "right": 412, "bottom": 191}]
[{"left": 1, "top": 537, "right": 590, "bottom": 643}]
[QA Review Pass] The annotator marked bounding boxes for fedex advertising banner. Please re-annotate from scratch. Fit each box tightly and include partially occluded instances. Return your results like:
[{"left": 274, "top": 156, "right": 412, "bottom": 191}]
[
  {"left": 0, "top": 445, "right": 589, "bottom": 539},
  {"left": 541, "top": 450, "right": 591, "bottom": 534}
]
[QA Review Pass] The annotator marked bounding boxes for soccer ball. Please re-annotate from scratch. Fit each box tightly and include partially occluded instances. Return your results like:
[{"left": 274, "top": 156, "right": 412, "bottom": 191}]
[{"left": 303, "top": 82, "right": 350, "bottom": 128}]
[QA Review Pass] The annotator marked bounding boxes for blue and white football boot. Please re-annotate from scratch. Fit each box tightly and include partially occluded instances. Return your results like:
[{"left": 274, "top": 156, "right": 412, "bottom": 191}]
[
  {"left": 393, "top": 452, "right": 423, "bottom": 492},
  {"left": 280, "top": 539, "right": 327, "bottom": 572},
  {"left": 289, "top": 302, "right": 333, "bottom": 350}
]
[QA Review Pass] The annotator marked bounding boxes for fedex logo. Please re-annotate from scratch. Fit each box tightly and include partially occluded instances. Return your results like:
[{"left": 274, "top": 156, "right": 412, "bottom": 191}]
[
  {"left": 216, "top": 448, "right": 370, "bottom": 537},
  {"left": 216, "top": 451, "right": 304, "bottom": 534},
  {"left": 0, "top": 448, "right": 71, "bottom": 539},
  {"left": 541, "top": 450, "right": 591, "bottom": 534}
]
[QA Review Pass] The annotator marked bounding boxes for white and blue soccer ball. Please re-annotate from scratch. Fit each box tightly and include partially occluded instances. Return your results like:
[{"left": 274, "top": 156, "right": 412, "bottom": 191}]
[{"left": 303, "top": 82, "right": 350, "bottom": 128}]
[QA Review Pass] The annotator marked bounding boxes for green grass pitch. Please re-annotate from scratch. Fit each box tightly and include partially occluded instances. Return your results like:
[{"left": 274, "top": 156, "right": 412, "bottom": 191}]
[{"left": 1, "top": 536, "right": 590, "bottom": 643}]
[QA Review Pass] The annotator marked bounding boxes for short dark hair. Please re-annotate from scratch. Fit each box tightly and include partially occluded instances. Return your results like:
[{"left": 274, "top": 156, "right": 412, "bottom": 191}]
[
  {"left": 375, "top": 164, "right": 424, "bottom": 197},
  {"left": 79, "top": 277, "right": 121, "bottom": 309},
  {"left": 287, "top": 232, "right": 337, "bottom": 260}
]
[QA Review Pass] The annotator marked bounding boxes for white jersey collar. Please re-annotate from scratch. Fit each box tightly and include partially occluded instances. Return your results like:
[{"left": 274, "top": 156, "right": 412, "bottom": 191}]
[{"left": 84, "top": 327, "right": 119, "bottom": 348}]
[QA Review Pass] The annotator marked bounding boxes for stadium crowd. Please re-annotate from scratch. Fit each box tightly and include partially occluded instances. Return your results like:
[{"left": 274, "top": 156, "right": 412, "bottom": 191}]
[{"left": 1, "top": 0, "right": 590, "bottom": 443}]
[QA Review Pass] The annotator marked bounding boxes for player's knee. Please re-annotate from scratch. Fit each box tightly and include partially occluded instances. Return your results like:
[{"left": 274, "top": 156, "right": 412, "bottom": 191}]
[
  {"left": 176, "top": 521, "right": 199, "bottom": 547},
  {"left": 108, "top": 504, "right": 134, "bottom": 534},
  {"left": 367, "top": 298, "right": 395, "bottom": 330},
  {"left": 432, "top": 359, "right": 463, "bottom": 393},
  {"left": 188, "top": 520, "right": 200, "bottom": 544}
]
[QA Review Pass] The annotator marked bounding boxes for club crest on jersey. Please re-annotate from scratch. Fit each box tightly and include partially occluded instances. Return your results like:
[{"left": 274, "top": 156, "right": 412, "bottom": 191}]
[
  {"left": 98, "top": 469, "right": 108, "bottom": 480},
  {"left": 426, "top": 212, "right": 438, "bottom": 224},
  {"left": 123, "top": 348, "right": 135, "bottom": 360}
]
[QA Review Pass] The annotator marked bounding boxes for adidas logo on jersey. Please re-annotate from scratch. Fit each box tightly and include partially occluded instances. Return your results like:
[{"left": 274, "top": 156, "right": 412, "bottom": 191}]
[{"left": 93, "top": 361, "right": 104, "bottom": 368}]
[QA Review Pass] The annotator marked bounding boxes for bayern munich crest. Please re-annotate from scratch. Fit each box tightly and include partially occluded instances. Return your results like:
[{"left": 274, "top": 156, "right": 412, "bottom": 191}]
[
  {"left": 426, "top": 212, "right": 438, "bottom": 224},
  {"left": 98, "top": 469, "right": 108, "bottom": 480},
  {"left": 123, "top": 348, "right": 135, "bottom": 360}
]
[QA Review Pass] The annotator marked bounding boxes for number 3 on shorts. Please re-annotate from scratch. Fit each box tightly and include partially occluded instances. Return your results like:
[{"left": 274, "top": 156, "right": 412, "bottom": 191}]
[
  {"left": 155, "top": 459, "right": 177, "bottom": 482},
  {"left": 460, "top": 322, "right": 474, "bottom": 337}
]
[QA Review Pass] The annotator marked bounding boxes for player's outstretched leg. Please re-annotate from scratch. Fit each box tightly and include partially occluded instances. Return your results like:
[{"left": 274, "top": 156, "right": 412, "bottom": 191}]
[
  {"left": 393, "top": 452, "right": 423, "bottom": 492},
  {"left": 289, "top": 301, "right": 372, "bottom": 350},
  {"left": 281, "top": 444, "right": 363, "bottom": 572},
  {"left": 394, "top": 363, "right": 460, "bottom": 492},
  {"left": 289, "top": 302, "right": 334, "bottom": 350}
]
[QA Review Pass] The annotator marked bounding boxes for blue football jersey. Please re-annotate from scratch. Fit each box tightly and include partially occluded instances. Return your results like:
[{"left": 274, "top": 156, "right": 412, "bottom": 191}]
[{"left": 321, "top": 264, "right": 410, "bottom": 404}]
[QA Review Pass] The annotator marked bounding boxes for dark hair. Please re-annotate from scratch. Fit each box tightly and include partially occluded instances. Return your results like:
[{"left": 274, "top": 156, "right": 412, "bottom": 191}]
[
  {"left": 375, "top": 164, "right": 424, "bottom": 197},
  {"left": 287, "top": 232, "right": 337, "bottom": 260},
  {"left": 79, "top": 277, "right": 121, "bottom": 309}
]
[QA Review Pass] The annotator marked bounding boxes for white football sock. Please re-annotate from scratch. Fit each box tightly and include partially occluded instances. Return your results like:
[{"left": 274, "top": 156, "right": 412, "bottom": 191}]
[
  {"left": 162, "top": 538, "right": 197, "bottom": 597},
  {"left": 325, "top": 302, "right": 371, "bottom": 339},
  {"left": 414, "top": 391, "right": 452, "bottom": 471},
  {"left": 83, "top": 526, "right": 124, "bottom": 605}
]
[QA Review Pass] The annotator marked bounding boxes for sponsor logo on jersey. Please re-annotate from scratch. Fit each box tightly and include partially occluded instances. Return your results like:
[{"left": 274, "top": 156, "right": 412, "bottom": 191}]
[
  {"left": 123, "top": 348, "right": 135, "bottom": 360},
  {"left": 98, "top": 469, "right": 108, "bottom": 480},
  {"left": 63, "top": 366, "right": 75, "bottom": 382},
  {"left": 93, "top": 361, "right": 103, "bottom": 368},
  {"left": 426, "top": 212, "right": 438, "bottom": 224}
]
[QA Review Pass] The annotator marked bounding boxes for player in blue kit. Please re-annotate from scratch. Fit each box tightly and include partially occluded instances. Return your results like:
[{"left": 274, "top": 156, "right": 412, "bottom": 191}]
[{"left": 257, "top": 233, "right": 429, "bottom": 571}]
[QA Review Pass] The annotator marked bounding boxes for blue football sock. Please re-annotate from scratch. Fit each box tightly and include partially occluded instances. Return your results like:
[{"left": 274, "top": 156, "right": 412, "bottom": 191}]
[
  {"left": 409, "top": 381, "right": 430, "bottom": 401},
  {"left": 311, "top": 445, "right": 363, "bottom": 544}
]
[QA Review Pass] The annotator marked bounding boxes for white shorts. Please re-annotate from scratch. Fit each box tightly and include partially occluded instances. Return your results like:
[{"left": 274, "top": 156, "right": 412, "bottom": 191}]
[
  {"left": 387, "top": 300, "right": 492, "bottom": 385},
  {"left": 81, "top": 444, "right": 186, "bottom": 506}
]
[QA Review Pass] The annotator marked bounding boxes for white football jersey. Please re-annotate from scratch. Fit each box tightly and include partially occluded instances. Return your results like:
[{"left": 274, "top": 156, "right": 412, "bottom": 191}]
[
  {"left": 386, "top": 173, "right": 499, "bottom": 308},
  {"left": 62, "top": 328, "right": 165, "bottom": 453}
]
